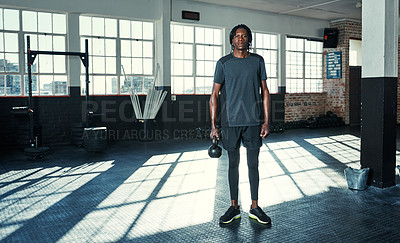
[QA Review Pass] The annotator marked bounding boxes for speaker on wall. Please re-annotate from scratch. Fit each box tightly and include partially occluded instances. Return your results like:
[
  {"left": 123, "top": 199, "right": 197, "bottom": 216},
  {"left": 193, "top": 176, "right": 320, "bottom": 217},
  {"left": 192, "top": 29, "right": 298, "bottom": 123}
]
[
  {"left": 182, "top": 10, "right": 200, "bottom": 21},
  {"left": 323, "top": 28, "right": 338, "bottom": 48}
]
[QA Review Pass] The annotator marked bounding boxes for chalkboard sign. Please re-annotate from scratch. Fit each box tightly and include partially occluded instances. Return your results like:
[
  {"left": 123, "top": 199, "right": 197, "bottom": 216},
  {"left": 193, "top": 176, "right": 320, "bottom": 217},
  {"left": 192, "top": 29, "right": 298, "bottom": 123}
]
[{"left": 327, "top": 51, "right": 341, "bottom": 79}]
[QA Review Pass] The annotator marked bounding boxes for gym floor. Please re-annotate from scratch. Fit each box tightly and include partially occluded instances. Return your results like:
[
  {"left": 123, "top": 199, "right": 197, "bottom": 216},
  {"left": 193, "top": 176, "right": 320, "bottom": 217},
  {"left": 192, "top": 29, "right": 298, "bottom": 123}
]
[{"left": 1, "top": 126, "right": 400, "bottom": 242}]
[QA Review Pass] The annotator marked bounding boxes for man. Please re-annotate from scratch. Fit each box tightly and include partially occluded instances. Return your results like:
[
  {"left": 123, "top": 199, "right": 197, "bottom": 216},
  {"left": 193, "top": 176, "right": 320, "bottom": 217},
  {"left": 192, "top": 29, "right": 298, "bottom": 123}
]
[{"left": 209, "top": 24, "right": 271, "bottom": 225}]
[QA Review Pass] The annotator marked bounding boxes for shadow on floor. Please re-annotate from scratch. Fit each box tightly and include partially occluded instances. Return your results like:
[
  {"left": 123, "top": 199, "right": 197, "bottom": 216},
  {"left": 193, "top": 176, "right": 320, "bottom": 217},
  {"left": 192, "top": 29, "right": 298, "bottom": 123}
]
[{"left": 0, "top": 126, "right": 399, "bottom": 242}]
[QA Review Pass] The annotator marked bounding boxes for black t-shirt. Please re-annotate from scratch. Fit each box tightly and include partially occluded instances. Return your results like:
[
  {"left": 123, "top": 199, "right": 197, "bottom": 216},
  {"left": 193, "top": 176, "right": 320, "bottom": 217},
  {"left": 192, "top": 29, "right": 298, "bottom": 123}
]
[{"left": 213, "top": 52, "right": 267, "bottom": 127}]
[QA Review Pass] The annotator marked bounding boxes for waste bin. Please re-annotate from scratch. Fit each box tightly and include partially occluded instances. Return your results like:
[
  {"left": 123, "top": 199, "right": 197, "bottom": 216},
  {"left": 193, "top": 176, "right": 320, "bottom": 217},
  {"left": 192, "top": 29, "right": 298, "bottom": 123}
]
[{"left": 344, "top": 167, "right": 370, "bottom": 190}]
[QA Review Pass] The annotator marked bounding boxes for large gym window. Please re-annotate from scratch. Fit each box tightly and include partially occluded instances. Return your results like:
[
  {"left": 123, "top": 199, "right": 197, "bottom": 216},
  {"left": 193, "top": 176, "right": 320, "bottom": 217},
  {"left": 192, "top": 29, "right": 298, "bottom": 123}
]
[
  {"left": 171, "top": 24, "right": 222, "bottom": 95},
  {"left": 80, "top": 16, "right": 117, "bottom": 95},
  {"left": 253, "top": 32, "right": 278, "bottom": 94},
  {"left": 79, "top": 16, "right": 154, "bottom": 95},
  {"left": 0, "top": 8, "right": 67, "bottom": 96},
  {"left": 23, "top": 11, "right": 67, "bottom": 96},
  {"left": 119, "top": 19, "right": 154, "bottom": 95},
  {"left": 286, "top": 37, "right": 323, "bottom": 93},
  {"left": 0, "top": 8, "right": 20, "bottom": 96}
]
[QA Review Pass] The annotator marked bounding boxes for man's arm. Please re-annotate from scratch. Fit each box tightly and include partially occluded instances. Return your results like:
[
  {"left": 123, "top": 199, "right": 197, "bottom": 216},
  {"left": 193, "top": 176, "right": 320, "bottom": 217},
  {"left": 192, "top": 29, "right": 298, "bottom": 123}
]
[
  {"left": 209, "top": 82, "right": 222, "bottom": 139},
  {"left": 260, "top": 79, "right": 270, "bottom": 138}
]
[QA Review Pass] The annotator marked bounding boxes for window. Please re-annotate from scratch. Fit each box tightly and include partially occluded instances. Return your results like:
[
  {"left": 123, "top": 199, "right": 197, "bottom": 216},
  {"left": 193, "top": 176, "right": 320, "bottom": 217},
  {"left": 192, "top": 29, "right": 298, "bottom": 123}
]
[
  {"left": 349, "top": 39, "right": 362, "bottom": 66},
  {"left": 0, "top": 8, "right": 67, "bottom": 96},
  {"left": 120, "top": 19, "right": 154, "bottom": 95},
  {"left": 253, "top": 32, "right": 278, "bottom": 93},
  {"left": 286, "top": 37, "right": 323, "bottom": 93},
  {"left": 80, "top": 16, "right": 117, "bottom": 95},
  {"left": 0, "top": 8, "right": 20, "bottom": 96},
  {"left": 23, "top": 11, "right": 67, "bottom": 96},
  {"left": 80, "top": 16, "right": 154, "bottom": 95},
  {"left": 171, "top": 24, "right": 222, "bottom": 95}
]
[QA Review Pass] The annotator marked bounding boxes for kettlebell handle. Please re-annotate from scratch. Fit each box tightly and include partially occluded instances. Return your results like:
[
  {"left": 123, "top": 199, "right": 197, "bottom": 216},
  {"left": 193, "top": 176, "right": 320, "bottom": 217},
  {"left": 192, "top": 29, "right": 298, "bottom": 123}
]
[{"left": 212, "top": 136, "right": 218, "bottom": 145}]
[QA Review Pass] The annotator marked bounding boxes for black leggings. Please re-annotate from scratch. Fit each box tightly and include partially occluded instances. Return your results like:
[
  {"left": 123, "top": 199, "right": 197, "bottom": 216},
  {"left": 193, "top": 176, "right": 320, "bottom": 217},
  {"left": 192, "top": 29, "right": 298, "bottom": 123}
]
[{"left": 227, "top": 147, "right": 260, "bottom": 201}]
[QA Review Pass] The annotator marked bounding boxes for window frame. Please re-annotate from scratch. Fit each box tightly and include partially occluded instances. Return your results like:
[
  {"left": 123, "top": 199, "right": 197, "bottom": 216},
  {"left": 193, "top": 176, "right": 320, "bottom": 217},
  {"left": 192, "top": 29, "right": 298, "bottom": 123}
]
[
  {"left": 285, "top": 36, "right": 323, "bottom": 94},
  {"left": 252, "top": 31, "right": 279, "bottom": 94},
  {"left": 0, "top": 8, "right": 22, "bottom": 96},
  {"left": 171, "top": 23, "right": 223, "bottom": 95},
  {"left": 0, "top": 8, "right": 68, "bottom": 97},
  {"left": 23, "top": 10, "right": 68, "bottom": 96},
  {"left": 79, "top": 16, "right": 155, "bottom": 96}
]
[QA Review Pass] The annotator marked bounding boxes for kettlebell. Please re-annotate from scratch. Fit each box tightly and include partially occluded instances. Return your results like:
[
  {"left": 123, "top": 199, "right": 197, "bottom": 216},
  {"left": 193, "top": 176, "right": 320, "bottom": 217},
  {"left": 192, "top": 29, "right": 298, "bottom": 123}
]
[{"left": 208, "top": 136, "right": 222, "bottom": 158}]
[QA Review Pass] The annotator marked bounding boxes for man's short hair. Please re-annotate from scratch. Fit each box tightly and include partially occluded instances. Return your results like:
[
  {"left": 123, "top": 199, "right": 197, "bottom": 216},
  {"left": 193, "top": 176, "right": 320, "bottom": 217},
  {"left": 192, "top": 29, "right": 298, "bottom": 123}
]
[{"left": 229, "top": 24, "right": 252, "bottom": 50}]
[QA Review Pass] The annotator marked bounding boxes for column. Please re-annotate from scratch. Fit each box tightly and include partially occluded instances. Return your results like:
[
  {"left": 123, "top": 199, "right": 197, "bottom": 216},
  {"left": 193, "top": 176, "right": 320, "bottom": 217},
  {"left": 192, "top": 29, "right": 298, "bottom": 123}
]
[
  {"left": 155, "top": 0, "right": 171, "bottom": 88},
  {"left": 67, "top": 13, "right": 81, "bottom": 91},
  {"left": 361, "top": 0, "right": 398, "bottom": 188},
  {"left": 278, "top": 34, "right": 286, "bottom": 94}
]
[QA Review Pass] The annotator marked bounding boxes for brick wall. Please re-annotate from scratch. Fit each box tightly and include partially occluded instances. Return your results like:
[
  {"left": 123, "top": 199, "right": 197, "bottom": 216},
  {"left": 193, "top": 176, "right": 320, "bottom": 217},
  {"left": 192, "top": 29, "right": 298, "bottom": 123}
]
[
  {"left": 326, "top": 20, "right": 362, "bottom": 124},
  {"left": 1, "top": 91, "right": 288, "bottom": 148},
  {"left": 324, "top": 20, "right": 400, "bottom": 124},
  {"left": 284, "top": 20, "right": 363, "bottom": 124},
  {"left": 284, "top": 93, "right": 326, "bottom": 122},
  {"left": 1, "top": 87, "right": 88, "bottom": 148},
  {"left": 0, "top": 88, "right": 213, "bottom": 149}
]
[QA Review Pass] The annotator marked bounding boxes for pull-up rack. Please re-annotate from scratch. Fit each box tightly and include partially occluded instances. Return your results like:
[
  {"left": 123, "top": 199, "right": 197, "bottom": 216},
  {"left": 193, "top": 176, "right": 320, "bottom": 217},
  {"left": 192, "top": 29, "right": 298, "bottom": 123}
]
[{"left": 26, "top": 35, "right": 90, "bottom": 147}]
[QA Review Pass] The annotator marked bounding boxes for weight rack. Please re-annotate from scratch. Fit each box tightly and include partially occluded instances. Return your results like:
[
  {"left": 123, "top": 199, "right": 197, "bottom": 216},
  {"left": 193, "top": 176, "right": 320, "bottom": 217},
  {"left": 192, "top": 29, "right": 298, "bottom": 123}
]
[{"left": 26, "top": 35, "right": 90, "bottom": 148}]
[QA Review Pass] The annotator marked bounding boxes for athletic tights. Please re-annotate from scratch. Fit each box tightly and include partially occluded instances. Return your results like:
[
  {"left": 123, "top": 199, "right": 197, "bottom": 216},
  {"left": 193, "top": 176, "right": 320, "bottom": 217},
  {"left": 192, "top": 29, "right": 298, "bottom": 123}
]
[{"left": 227, "top": 147, "right": 260, "bottom": 201}]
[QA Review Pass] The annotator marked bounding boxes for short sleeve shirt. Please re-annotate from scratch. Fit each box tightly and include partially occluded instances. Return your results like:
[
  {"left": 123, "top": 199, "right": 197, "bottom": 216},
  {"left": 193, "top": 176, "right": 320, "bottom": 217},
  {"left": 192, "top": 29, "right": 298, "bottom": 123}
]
[{"left": 213, "top": 53, "right": 267, "bottom": 127}]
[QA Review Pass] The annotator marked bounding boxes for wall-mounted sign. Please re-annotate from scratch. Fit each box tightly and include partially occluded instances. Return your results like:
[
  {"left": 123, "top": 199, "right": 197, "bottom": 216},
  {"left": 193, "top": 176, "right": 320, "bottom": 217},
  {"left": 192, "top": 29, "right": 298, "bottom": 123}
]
[{"left": 327, "top": 51, "right": 341, "bottom": 79}]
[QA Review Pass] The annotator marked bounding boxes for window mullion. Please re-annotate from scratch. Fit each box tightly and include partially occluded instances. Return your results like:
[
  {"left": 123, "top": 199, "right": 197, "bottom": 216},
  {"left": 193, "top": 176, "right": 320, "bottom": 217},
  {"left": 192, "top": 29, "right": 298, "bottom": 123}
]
[
  {"left": 303, "top": 40, "right": 306, "bottom": 92},
  {"left": 193, "top": 41, "right": 196, "bottom": 93},
  {"left": 116, "top": 20, "right": 121, "bottom": 94},
  {"left": 19, "top": 9, "right": 25, "bottom": 95}
]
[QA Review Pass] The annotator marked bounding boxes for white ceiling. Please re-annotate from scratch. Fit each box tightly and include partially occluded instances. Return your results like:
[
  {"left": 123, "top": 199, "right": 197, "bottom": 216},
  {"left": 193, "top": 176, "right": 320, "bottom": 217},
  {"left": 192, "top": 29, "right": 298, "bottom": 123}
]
[{"left": 191, "top": 0, "right": 362, "bottom": 21}]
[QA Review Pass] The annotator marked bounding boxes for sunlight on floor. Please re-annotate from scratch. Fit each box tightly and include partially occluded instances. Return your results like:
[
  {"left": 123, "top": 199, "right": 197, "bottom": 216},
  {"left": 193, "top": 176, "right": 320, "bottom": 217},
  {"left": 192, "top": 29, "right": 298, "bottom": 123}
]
[
  {"left": 0, "top": 161, "right": 115, "bottom": 241},
  {"left": 2, "top": 132, "right": 399, "bottom": 241},
  {"left": 238, "top": 138, "right": 350, "bottom": 210},
  {"left": 130, "top": 189, "right": 215, "bottom": 238},
  {"left": 396, "top": 150, "right": 400, "bottom": 165},
  {"left": 59, "top": 149, "right": 217, "bottom": 240},
  {"left": 305, "top": 134, "right": 361, "bottom": 168}
]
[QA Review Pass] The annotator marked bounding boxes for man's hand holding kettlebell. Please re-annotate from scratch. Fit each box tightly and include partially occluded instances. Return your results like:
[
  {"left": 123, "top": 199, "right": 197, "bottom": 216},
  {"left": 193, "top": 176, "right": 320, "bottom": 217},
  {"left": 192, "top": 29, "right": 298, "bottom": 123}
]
[{"left": 210, "top": 127, "right": 219, "bottom": 140}]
